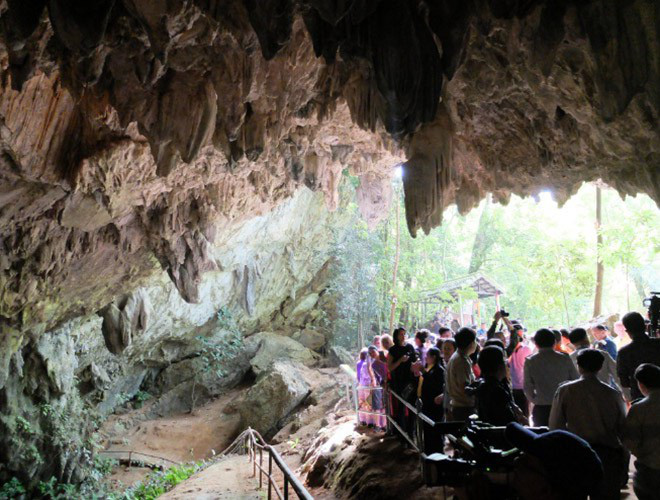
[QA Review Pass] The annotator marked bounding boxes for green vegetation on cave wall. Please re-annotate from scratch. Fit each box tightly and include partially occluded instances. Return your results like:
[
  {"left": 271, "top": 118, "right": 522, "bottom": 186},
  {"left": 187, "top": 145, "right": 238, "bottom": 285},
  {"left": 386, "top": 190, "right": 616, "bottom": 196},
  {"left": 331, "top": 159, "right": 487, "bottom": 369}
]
[{"left": 330, "top": 180, "right": 660, "bottom": 348}]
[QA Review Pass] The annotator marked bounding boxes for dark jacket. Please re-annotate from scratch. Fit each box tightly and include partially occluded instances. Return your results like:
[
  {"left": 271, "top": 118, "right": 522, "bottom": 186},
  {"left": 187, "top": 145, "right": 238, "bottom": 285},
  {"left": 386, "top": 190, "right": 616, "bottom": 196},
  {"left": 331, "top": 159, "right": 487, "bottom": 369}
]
[
  {"left": 469, "top": 376, "right": 518, "bottom": 426},
  {"left": 420, "top": 364, "right": 445, "bottom": 420},
  {"left": 617, "top": 336, "right": 660, "bottom": 400}
]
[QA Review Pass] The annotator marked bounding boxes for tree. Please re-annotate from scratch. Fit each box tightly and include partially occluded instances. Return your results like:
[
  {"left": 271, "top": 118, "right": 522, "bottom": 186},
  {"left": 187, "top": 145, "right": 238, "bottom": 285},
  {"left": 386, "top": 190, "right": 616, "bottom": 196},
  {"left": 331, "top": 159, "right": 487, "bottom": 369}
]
[
  {"left": 593, "top": 186, "right": 604, "bottom": 316},
  {"left": 388, "top": 184, "right": 401, "bottom": 334}
]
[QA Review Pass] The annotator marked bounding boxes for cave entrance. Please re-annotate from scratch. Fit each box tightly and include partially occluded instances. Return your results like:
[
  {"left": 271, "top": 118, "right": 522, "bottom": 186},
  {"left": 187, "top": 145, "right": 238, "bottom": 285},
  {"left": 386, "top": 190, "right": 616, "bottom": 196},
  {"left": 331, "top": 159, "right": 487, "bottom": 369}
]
[{"left": 331, "top": 178, "right": 660, "bottom": 350}]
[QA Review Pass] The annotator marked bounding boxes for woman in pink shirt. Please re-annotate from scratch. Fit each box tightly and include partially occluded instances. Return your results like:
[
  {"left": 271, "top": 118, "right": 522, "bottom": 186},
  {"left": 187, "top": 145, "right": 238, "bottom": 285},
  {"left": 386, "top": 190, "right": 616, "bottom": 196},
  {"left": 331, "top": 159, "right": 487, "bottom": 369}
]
[{"left": 508, "top": 328, "right": 532, "bottom": 417}]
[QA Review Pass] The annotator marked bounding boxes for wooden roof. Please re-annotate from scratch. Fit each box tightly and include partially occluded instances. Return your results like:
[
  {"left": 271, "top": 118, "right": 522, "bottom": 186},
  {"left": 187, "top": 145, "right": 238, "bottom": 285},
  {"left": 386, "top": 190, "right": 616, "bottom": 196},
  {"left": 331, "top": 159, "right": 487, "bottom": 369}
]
[{"left": 414, "top": 273, "right": 505, "bottom": 302}]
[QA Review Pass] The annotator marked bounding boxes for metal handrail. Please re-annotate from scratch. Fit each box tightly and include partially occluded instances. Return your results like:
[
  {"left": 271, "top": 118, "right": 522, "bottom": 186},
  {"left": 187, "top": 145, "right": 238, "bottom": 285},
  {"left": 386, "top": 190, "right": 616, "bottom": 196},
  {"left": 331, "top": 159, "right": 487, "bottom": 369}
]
[
  {"left": 97, "top": 449, "right": 179, "bottom": 468},
  {"left": 340, "top": 367, "right": 439, "bottom": 456},
  {"left": 244, "top": 427, "right": 314, "bottom": 500}
]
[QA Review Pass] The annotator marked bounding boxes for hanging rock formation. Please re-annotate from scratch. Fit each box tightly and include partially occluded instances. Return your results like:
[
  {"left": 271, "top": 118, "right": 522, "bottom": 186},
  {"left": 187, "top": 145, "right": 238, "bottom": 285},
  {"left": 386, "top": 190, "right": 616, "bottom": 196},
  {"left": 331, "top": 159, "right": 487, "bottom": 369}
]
[
  {"left": 0, "top": 0, "right": 658, "bottom": 487},
  {"left": 0, "top": 0, "right": 658, "bottom": 334}
]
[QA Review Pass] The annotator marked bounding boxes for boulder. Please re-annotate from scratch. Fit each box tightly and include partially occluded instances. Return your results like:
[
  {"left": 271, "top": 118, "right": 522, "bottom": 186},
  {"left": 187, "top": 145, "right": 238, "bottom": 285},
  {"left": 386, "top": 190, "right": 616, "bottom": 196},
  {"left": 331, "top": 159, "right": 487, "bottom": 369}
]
[
  {"left": 293, "top": 328, "right": 326, "bottom": 351},
  {"left": 327, "top": 345, "right": 354, "bottom": 367},
  {"left": 246, "top": 332, "right": 317, "bottom": 376},
  {"left": 239, "top": 360, "right": 310, "bottom": 436}
]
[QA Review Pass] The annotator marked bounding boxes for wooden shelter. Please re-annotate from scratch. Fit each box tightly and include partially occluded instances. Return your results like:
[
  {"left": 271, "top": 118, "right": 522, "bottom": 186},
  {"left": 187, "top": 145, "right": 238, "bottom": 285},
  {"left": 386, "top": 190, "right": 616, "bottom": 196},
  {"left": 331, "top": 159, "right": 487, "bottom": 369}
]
[{"left": 411, "top": 273, "right": 505, "bottom": 328}]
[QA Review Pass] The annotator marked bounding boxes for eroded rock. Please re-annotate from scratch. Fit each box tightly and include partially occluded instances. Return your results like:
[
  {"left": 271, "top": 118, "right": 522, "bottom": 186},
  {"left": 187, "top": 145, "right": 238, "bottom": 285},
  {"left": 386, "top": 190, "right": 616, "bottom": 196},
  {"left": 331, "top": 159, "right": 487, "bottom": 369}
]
[
  {"left": 239, "top": 360, "right": 310, "bottom": 436},
  {"left": 247, "top": 332, "right": 318, "bottom": 376}
]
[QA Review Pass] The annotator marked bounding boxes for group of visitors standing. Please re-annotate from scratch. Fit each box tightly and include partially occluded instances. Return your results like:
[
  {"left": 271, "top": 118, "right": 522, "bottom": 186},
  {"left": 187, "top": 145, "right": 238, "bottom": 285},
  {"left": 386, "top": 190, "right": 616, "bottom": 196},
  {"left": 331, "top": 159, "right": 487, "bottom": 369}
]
[{"left": 354, "top": 310, "right": 660, "bottom": 500}]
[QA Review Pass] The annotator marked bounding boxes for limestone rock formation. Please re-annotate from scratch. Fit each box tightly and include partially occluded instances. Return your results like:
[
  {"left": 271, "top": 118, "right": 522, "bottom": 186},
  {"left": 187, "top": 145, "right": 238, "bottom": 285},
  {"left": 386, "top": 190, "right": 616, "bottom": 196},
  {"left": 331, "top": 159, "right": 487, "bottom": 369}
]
[
  {"left": 0, "top": 0, "right": 658, "bottom": 489},
  {"left": 1, "top": 0, "right": 657, "bottom": 339},
  {"left": 239, "top": 359, "right": 311, "bottom": 436},
  {"left": 247, "top": 331, "right": 319, "bottom": 376}
]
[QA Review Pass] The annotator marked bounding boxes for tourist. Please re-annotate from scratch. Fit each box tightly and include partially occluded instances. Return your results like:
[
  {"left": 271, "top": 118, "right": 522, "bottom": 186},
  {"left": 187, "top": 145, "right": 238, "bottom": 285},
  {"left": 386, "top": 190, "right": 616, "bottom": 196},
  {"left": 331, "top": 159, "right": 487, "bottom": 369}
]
[
  {"left": 367, "top": 345, "right": 387, "bottom": 429},
  {"left": 470, "top": 346, "right": 523, "bottom": 425},
  {"left": 387, "top": 328, "right": 417, "bottom": 434},
  {"left": 623, "top": 363, "right": 660, "bottom": 500},
  {"left": 379, "top": 334, "right": 393, "bottom": 363},
  {"left": 560, "top": 328, "right": 575, "bottom": 353},
  {"left": 417, "top": 346, "right": 445, "bottom": 453},
  {"left": 508, "top": 326, "right": 532, "bottom": 417},
  {"left": 438, "top": 326, "right": 453, "bottom": 339},
  {"left": 372, "top": 335, "right": 382, "bottom": 350},
  {"left": 523, "top": 328, "right": 578, "bottom": 426},
  {"left": 357, "top": 348, "right": 375, "bottom": 425},
  {"left": 445, "top": 327, "right": 478, "bottom": 421},
  {"left": 356, "top": 348, "right": 367, "bottom": 384},
  {"left": 549, "top": 349, "right": 626, "bottom": 500},
  {"left": 414, "top": 330, "right": 429, "bottom": 367},
  {"left": 470, "top": 343, "right": 481, "bottom": 378},
  {"left": 440, "top": 338, "right": 456, "bottom": 366},
  {"left": 476, "top": 322, "right": 487, "bottom": 338},
  {"left": 484, "top": 338, "right": 505, "bottom": 349},
  {"left": 617, "top": 312, "right": 660, "bottom": 401},
  {"left": 568, "top": 327, "right": 621, "bottom": 390},
  {"left": 592, "top": 324, "right": 618, "bottom": 360},
  {"left": 440, "top": 305, "right": 452, "bottom": 327},
  {"left": 552, "top": 329, "right": 571, "bottom": 354}
]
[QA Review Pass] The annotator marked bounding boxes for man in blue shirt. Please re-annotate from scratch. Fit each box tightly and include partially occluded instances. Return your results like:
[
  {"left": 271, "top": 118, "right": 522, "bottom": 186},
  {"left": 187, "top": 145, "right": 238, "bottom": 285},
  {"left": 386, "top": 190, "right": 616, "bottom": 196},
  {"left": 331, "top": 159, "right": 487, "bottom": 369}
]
[{"left": 592, "top": 324, "right": 617, "bottom": 360}]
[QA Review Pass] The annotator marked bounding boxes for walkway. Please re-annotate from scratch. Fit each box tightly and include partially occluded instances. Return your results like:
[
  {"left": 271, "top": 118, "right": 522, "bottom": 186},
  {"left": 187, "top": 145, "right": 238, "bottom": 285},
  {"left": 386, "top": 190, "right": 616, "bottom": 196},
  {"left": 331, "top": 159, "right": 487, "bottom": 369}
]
[{"left": 159, "top": 455, "right": 261, "bottom": 500}]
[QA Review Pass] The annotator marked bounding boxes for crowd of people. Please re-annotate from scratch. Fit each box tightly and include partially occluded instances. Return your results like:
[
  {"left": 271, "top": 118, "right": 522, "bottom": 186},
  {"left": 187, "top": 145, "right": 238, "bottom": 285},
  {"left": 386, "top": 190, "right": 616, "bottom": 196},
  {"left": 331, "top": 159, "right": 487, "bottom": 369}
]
[{"left": 354, "top": 310, "right": 660, "bottom": 500}]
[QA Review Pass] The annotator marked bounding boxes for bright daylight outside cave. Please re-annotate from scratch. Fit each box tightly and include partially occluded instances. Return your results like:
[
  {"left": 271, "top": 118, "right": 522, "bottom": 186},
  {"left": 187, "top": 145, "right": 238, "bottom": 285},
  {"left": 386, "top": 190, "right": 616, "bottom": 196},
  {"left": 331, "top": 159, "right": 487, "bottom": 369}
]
[{"left": 0, "top": 1, "right": 658, "bottom": 499}]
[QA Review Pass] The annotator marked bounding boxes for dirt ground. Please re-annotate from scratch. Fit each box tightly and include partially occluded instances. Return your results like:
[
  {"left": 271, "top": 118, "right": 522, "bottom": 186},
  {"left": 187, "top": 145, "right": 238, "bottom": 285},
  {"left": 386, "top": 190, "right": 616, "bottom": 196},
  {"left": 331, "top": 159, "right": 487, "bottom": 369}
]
[
  {"left": 159, "top": 455, "right": 261, "bottom": 500},
  {"left": 98, "top": 366, "right": 348, "bottom": 495},
  {"left": 100, "top": 387, "right": 245, "bottom": 464}
]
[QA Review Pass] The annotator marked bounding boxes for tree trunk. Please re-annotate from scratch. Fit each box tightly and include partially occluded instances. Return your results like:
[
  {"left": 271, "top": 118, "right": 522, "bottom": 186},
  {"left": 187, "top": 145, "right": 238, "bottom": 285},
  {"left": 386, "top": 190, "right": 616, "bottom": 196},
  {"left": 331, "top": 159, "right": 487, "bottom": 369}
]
[
  {"left": 388, "top": 190, "right": 401, "bottom": 334},
  {"left": 625, "top": 263, "right": 630, "bottom": 312},
  {"left": 593, "top": 186, "right": 604, "bottom": 317},
  {"left": 468, "top": 195, "right": 492, "bottom": 274}
]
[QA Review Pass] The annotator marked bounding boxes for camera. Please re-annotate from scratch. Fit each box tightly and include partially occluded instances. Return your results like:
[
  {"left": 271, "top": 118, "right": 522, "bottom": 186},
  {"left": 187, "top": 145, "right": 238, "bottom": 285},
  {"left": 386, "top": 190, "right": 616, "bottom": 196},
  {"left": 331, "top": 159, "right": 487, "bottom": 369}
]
[
  {"left": 643, "top": 292, "right": 660, "bottom": 337},
  {"left": 499, "top": 309, "right": 510, "bottom": 318}
]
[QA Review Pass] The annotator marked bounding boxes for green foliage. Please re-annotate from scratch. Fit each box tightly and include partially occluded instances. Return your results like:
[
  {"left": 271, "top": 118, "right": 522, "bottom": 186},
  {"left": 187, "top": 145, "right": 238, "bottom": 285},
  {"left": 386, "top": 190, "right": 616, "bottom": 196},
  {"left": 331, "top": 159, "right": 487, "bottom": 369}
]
[
  {"left": 14, "top": 416, "right": 33, "bottom": 435},
  {"left": 38, "top": 477, "right": 77, "bottom": 499},
  {"left": 92, "top": 456, "right": 118, "bottom": 477},
  {"left": 114, "top": 462, "right": 204, "bottom": 500},
  {"left": 329, "top": 180, "right": 660, "bottom": 338},
  {"left": 0, "top": 477, "right": 26, "bottom": 499}
]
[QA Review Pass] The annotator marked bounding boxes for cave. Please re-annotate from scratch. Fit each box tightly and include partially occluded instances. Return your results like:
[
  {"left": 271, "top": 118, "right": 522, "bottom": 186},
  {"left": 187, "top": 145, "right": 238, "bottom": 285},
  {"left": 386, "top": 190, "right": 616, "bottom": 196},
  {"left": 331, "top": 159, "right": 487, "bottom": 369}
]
[{"left": 0, "top": 0, "right": 658, "bottom": 496}]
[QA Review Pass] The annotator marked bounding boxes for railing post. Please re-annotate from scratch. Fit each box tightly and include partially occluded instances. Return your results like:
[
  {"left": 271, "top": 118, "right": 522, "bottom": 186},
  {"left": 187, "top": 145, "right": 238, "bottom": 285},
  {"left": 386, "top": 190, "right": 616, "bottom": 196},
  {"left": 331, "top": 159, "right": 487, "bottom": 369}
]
[
  {"left": 268, "top": 451, "right": 273, "bottom": 500},
  {"left": 385, "top": 387, "right": 392, "bottom": 434},
  {"left": 352, "top": 381, "right": 359, "bottom": 423},
  {"left": 284, "top": 476, "right": 289, "bottom": 500},
  {"left": 259, "top": 446, "right": 263, "bottom": 489}
]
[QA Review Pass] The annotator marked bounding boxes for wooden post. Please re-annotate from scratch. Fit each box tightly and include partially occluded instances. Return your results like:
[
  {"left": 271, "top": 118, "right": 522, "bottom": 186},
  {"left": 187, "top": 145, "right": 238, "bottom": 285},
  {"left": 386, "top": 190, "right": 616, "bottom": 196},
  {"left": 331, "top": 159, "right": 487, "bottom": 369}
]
[{"left": 458, "top": 296, "right": 464, "bottom": 327}]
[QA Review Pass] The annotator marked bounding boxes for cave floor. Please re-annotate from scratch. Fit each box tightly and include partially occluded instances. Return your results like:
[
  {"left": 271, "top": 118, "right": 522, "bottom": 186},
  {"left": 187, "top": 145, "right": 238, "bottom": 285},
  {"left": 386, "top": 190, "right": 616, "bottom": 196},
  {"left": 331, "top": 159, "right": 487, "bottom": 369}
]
[{"left": 159, "top": 455, "right": 260, "bottom": 499}]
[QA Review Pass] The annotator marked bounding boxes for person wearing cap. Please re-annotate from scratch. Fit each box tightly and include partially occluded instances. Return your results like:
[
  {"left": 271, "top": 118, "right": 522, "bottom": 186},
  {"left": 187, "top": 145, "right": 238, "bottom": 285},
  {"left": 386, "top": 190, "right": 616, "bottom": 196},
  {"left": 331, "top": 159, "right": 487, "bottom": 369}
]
[
  {"left": 622, "top": 363, "right": 660, "bottom": 500},
  {"left": 592, "top": 324, "right": 618, "bottom": 360},
  {"left": 549, "top": 349, "right": 626, "bottom": 500},
  {"left": 617, "top": 312, "right": 660, "bottom": 401},
  {"left": 568, "top": 328, "right": 622, "bottom": 391},
  {"left": 523, "top": 328, "right": 578, "bottom": 426},
  {"left": 505, "top": 422, "right": 603, "bottom": 499}
]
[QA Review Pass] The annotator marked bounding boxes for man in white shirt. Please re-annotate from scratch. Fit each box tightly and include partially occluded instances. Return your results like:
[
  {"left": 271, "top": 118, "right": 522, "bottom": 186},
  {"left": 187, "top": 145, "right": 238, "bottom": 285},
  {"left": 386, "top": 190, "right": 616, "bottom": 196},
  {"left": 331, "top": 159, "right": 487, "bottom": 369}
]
[
  {"left": 568, "top": 327, "right": 622, "bottom": 392},
  {"left": 523, "top": 328, "right": 578, "bottom": 426},
  {"left": 550, "top": 349, "right": 626, "bottom": 500},
  {"left": 623, "top": 363, "right": 660, "bottom": 500}
]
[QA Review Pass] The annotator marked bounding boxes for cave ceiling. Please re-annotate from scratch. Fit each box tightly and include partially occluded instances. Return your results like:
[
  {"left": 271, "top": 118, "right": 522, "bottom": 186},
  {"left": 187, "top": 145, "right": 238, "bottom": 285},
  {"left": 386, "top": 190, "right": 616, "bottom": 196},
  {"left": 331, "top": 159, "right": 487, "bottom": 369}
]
[{"left": 0, "top": 0, "right": 658, "bottom": 333}]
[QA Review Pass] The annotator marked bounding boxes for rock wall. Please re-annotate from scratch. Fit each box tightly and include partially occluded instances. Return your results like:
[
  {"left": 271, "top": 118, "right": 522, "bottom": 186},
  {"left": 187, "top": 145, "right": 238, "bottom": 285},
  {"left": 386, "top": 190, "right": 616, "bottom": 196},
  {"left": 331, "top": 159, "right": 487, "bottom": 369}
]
[
  {"left": 0, "top": 187, "right": 348, "bottom": 485},
  {"left": 0, "top": 0, "right": 658, "bottom": 488}
]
